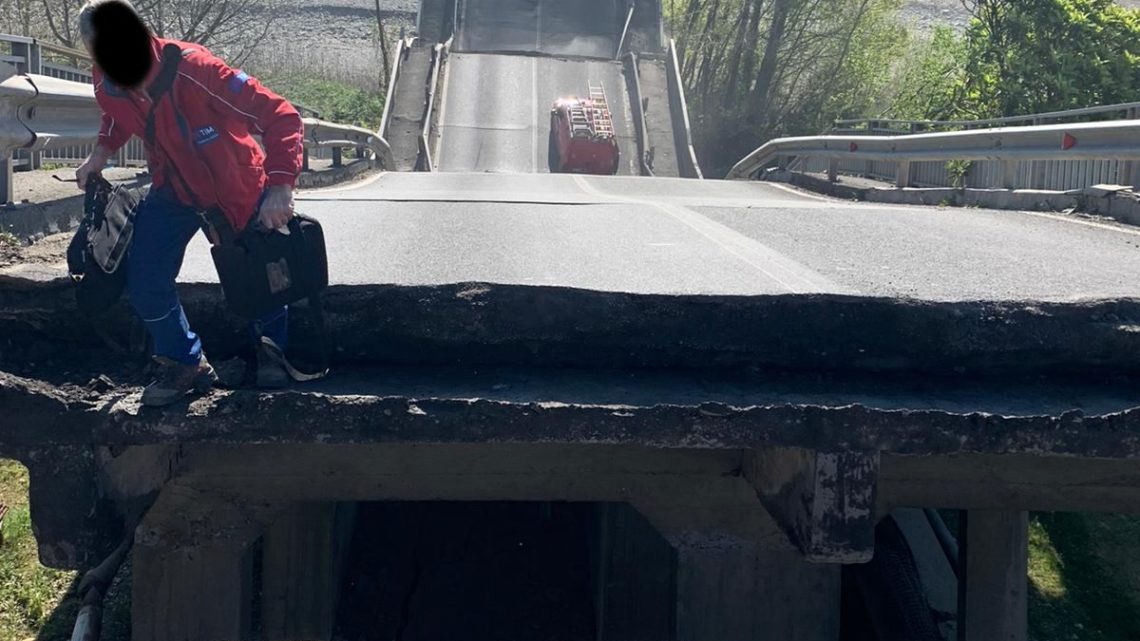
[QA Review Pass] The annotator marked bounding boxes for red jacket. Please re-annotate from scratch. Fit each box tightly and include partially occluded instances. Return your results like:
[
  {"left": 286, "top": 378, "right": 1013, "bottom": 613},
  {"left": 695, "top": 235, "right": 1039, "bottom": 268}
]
[{"left": 95, "top": 37, "right": 303, "bottom": 232}]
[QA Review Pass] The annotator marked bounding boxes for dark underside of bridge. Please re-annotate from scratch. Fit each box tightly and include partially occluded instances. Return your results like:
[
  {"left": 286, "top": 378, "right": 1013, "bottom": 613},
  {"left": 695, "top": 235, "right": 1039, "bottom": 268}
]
[{"left": 3, "top": 274, "right": 1140, "bottom": 639}]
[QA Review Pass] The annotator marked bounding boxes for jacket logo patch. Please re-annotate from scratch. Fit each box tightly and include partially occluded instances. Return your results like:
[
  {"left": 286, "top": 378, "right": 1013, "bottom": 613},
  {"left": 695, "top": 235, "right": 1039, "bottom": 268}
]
[
  {"left": 229, "top": 71, "right": 250, "bottom": 93},
  {"left": 195, "top": 125, "right": 220, "bottom": 146}
]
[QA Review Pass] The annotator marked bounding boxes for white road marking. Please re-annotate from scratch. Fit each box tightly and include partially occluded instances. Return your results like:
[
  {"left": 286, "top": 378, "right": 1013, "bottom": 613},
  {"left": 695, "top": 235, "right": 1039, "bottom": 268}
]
[
  {"left": 761, "top": 180, "right": 836, "bottom": 203},
  {"left": 571, "top": 175, "right": 847, "bottom": 294},
  {"left": 298, "top": 172, "right": 389, "bottom": 195},
  {"left": 1016, "top": 209, "right": 1140, "bottom": 237}
]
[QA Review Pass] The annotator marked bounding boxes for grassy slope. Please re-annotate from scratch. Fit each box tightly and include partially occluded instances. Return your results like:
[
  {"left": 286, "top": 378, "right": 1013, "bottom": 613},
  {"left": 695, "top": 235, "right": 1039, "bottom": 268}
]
[
  {"left": 1029, "top": 513, "right": 1140, "bottom": 641},
  {"left": 0, "top": 460, "right": 131, "bottom": 641},
  {"left": 0, "top": 461, "right": 77, "bottom": 641},
  {"left": 259, "top": 74, "right": 386, "bottom": 131}
]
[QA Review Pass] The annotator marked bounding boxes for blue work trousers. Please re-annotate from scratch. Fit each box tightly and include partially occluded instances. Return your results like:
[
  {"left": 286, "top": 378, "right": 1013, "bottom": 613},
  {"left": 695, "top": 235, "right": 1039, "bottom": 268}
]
[{"left": 127, "top": 187, "right": 287, "bottom": 365}]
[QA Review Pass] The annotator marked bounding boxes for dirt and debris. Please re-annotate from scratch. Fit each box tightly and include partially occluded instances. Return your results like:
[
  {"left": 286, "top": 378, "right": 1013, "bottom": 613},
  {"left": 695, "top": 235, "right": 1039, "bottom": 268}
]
[{"left": 0, "top": 231, "right": 71, "bottom": 269}]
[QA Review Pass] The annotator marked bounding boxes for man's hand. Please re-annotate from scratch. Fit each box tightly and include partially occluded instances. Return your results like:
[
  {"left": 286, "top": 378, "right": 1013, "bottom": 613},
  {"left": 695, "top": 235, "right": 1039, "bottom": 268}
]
[
  {"left": 76, "top": 146, "right": 112, "bottom": 190},
  {"left": 258, "top": 185, "right": 295, "bottom": 231}
]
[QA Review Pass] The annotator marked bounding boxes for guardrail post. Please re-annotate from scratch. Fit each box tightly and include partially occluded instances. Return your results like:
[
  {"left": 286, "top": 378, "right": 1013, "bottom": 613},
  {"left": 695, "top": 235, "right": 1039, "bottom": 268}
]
[
  {"left": 1029, "top": 118, "right": 1045, "bottom": 189},
  {"left": 1, "top": 156, "right": 13, "bottom": 205},
  {"left": 827, "top": 158, "right": 838, "bottom": 183},
  {"left": 1001, "top": 160, "right": 1018, "bottom": 190},
  {"left": 896, "top": 160, "right": 911, "bottom": 188},
  {"left": 1124, "top": 108, "right": 1140, "bottom": 190},
  {"left": 10, "top": 41, "right": 43, "bottom": 171},
  {"left": 332, "top": 147, "right": 342, "bottom": 168}
]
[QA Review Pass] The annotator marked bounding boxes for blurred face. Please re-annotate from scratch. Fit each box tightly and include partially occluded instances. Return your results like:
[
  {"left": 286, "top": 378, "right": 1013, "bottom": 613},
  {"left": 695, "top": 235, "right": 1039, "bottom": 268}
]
[{"left": 88, "top": 2, "right": 153, "bottom": 88}]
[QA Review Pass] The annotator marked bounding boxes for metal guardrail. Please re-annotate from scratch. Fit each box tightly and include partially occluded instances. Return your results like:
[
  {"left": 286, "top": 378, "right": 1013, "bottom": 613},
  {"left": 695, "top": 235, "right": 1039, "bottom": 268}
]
[
  {"left": 2, "top": 33, "right": 147, "bottom": 172},
  {"left": 728, "top": 119, "right": 1140, "bottom": 190},
  {"left": 418, "top": 42, "right": 445, "bottom": 172},
  {"left": 824, "top": 104, "right": 1140, "bottom": 190},
  {"left": 623, "top": 51, "right": 653, "bottom": 177},
  {"left": 1, "top": 32, "right": 394, "bottom": 203},
  {"left": 1, "top": 62, "right": 393, "bottom": 204},
  {"left": 665, "top": 39, "right": 702, "bottom": 179},
  {"left": 303, "top": 117, "right": 394, "bottom": 171},
  {"left": 836, "top": 103, "right": 1140, "bottom": 133},
  {"left": 380, "top": 37, "right": 411, "bottom": 141}
]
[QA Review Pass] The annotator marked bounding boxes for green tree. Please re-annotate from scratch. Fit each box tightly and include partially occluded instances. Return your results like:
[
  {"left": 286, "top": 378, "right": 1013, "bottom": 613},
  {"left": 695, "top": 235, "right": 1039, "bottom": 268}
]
[
  {"left": 667, "top": 0, "right": 909, "bottom": 176},
  {"left": 888, "top": 26, "right": 969, "bottom": 121},
  {"left": 960, "top": 0, "right": 1140, "bottom": 118}
]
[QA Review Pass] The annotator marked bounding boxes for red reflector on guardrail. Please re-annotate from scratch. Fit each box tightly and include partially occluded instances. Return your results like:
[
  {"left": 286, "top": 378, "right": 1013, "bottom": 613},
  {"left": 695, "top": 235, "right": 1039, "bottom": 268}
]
[
  {"left": 1062, "top": 133, "right": 1077, "bottom": 150},
  {"left": 849, "top": 142, "right": 859, "bottom": 152}
]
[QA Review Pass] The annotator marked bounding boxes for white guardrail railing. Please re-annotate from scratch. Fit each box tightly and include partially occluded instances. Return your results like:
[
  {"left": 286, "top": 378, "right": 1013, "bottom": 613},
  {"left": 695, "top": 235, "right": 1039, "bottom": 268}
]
[
  {"left": 1, "top": 33, "right": 392, "bottom": 204},
  {"left": 727, "top": 119, "right": 1140, "bottom": 191}
]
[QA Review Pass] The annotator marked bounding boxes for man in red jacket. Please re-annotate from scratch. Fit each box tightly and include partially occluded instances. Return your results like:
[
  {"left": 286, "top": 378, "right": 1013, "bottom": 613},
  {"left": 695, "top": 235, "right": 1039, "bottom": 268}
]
[{"left": 75, "top": 0, "right": 304, "bottom": 406}]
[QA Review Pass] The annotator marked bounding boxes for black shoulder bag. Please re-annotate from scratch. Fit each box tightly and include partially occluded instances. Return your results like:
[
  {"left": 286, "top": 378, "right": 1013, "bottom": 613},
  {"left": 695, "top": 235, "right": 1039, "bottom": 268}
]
[{"left": 66, "top": 159, "right": 147, "bottom": 316}]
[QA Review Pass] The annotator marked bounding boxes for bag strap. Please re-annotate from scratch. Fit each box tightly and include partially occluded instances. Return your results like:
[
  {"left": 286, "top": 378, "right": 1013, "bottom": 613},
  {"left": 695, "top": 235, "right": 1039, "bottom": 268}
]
[
  {"left": 140, "top": 45, "right": 236, "bottom": 244},
  {"left": 84, "top": 174, "right": 111, "bottom": 227},
  {"left": 143, "top": 44, "right": 183, "bottom": 147}
]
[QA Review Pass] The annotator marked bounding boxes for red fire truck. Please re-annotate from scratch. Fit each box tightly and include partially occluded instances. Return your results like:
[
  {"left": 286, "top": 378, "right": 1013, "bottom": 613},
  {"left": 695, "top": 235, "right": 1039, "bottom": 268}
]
[{"left": 548, "top": 82, "right": 621, "bottom": 175}]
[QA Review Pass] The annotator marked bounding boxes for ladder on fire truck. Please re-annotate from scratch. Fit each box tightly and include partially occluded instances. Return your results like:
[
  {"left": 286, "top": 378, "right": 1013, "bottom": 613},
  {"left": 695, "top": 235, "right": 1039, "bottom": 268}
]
[{"left": 588, "top": 82, "right": 614, "bottom": 139}]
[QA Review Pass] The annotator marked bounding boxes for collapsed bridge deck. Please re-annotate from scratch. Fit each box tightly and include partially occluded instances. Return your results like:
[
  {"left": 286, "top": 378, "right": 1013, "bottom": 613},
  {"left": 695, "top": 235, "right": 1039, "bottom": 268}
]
[{"left": 4, "top": 171, "right": 1140, "bottom": 640}]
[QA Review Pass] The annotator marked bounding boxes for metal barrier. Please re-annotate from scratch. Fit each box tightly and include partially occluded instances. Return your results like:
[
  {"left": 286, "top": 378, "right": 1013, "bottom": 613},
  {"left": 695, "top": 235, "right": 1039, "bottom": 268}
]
[
  {"left": 380, "top": 38, "right": 411, "bottom": 141},
  {"left": 835, "top": 102, "right": 1140, "bottom": 133},
  {"left": 1, "top": 59, "right": 393, "bottom": 203},
  {"left": 1, "top": 33, "right": 145, "bottom": 172},
  {"left": 623, "top": 51, "right": 653, "bottom": 177},
  {"left": 418, "top": 42, "right": 445, "bottom": 172},
  {"left": 728, "top": 119, "right": 1140, "bottom": 190},
  {"left": 665, "top": 39, "right": 702, "bottom": 179},
  {"left": 304, "top": 117, "right": 394, "bottom": 171},
  {"left": 824, "top": 103, "right": 1140, "bottom": 190}
]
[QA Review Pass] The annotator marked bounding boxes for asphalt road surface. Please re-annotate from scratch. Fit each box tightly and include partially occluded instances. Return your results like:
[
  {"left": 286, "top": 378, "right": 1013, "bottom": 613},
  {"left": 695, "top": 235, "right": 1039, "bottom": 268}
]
[
  {"left": 438, "top": 53, "right": 638, "bottom": 175},
  {"left": 457, "top": 0, "right": 622, "bottom": 57},
  {"left": 175, "top": 172, "right": 1140, "bottom": 302}
]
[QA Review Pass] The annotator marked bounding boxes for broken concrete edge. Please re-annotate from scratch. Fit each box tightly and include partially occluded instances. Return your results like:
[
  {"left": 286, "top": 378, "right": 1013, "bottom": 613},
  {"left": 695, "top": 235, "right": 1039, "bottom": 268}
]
[
  {"left": 764, "top": 170, "right": 1140, "bottom": 226},
  {"left": 5, "top": 281, "right": 1140, "bottom": 379},
  {"left": 0, "top": 161, "right": 378, "bottom": 244},
  {"left": 2, "top": 367, "right": 1139, "bottom": 457}
]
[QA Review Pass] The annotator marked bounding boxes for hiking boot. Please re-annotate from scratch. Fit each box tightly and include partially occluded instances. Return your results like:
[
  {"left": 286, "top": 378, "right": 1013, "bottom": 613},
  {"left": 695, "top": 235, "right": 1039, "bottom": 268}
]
[
  {"left": 256, "top": 342, "right": 290, "bottom": 390},
  {"left": 141, "top": 355, "right": 218, "bottom": 407}
]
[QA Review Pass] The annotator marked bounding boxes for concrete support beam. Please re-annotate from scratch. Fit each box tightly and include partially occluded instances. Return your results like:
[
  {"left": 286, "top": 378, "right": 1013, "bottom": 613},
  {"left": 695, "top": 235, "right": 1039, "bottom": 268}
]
[
  {"left": 746, "top": 448, "right": 879, "bottom": 563},
  {"left": 261, "top": 502, "right": 357, "bottom": 641},
  {"left": 880, "top": 453, "right": 1140, "bottom": 514},
  {"left": 595, "top": 503, "right": 840, "bottom": 641},
  {"left": 959, "top": 510, "right": 1028, "bottom": 641},
  {"left": 24, "top": 445, "right": 121, "bottom": 568},
  {"left": 132, "top": 483, "right": 281, "bottom": 641},
  {"left": 133, "top": 540, "right": 254, "bottom": 641}
]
